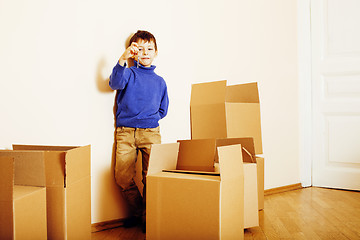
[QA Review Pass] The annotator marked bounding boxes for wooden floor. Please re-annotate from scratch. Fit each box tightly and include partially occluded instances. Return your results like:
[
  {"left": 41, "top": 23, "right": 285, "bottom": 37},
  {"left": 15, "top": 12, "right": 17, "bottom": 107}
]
[{"left": 91, "top": 187, "right": 360, "bottom": 240}]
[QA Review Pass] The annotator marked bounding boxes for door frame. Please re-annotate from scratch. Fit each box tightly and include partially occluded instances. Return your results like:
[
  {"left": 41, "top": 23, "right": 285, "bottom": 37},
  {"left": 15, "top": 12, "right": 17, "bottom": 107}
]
[{"left": 298, "top": 0, "right": 312, "bottom": 187}]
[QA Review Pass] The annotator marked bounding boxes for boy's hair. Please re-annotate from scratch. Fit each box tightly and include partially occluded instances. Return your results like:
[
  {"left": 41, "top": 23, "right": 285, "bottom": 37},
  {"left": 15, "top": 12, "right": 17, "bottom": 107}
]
[{"left": 129, "top": 30, "right": 157, "bottom": 51}]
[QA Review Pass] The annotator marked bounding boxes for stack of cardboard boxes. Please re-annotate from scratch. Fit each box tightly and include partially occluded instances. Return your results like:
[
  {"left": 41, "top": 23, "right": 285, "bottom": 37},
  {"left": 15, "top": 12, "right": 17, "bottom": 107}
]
[
  {"left": 147, "top": 80, "right": 264, "bottom": 239},
  {"left": 0, "top": 145, "right": 91, "bottom": 240}
]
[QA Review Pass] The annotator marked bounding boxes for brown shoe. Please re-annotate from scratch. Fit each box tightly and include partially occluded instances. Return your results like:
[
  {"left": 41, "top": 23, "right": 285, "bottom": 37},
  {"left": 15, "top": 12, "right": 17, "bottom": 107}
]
[{"left": 123, "top": 216, "right": 141, "bottom": 228}]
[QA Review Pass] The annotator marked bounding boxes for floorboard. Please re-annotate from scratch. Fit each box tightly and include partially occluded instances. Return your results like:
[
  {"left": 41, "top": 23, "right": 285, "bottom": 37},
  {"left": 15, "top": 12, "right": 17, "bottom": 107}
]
[{"left": 91, "top": 187, "right": 360, "bottom": 240}]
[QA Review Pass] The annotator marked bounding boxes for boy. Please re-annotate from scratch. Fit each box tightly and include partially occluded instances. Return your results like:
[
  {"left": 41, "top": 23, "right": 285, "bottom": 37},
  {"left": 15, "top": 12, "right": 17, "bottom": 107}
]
[{"left": 109, "top": 30, "right": 169, "bottom": 232}]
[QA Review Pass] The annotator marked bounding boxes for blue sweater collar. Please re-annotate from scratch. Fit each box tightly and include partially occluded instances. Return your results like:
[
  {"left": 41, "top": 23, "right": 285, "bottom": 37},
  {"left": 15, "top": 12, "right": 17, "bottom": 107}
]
[{"left": 133, "top": 61, "right": 156, "bottom": 73}]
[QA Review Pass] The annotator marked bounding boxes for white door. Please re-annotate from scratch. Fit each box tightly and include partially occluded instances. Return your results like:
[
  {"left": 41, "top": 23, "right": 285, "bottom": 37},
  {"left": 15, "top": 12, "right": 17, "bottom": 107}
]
[{"left": 311, "top": 0, "right": 360, "bottom": 190}]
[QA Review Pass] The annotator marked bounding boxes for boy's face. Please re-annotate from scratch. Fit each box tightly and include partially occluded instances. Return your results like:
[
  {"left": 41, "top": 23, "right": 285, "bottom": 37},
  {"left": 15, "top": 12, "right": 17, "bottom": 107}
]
[{"left": 136, "top": 39, "right": 157, "bottom": 67}]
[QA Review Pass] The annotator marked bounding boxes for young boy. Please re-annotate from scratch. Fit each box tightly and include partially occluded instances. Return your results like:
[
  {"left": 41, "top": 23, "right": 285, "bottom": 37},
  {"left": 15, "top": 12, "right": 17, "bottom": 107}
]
[{"left": 109, "top": 30, "right": 169, "bottom": 232}]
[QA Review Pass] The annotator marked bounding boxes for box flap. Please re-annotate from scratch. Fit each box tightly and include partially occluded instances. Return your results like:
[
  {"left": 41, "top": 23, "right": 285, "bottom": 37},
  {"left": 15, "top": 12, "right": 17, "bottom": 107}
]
[
  {"left": 44, "top": 151, "right": 66, "bottom": 187},
  {"left": 13, "top": 144, "right": 77, "bottom": 151},
  {"left": 162, "top": 169, "right": 220, "bottom": 176},
  {"left": 190, "top": 103, "right": 227, "bottom": 140},
  {"left": 217, "top": 144, "right": 243, "bottom": 182},
  {"left": 14, "top": 152, "right": 46, "bottom": 187},
  {"left": 13, "top": 145, "right": 66, "bottom": 186},
  {"left": 215, "top": 138, "right": 256, "bottom": 163},
  {"left": 65, "top": 145, "right": 91, "bottom": 186},
  {"left": 0, "top": 156, "right": 14, "bottom": 201},
  {"left": 217, "top": 144, "right": 244, "bottom": 238},
  {"left": 177, "top": 139, "right": 216, "bottom": 172},
  {"left": 225, "top": 103, "right": 263, "bottom": 154},
  {"left": 147, "top": 143, "right": 179, "bottom": 176},
  {"left": 13, "top": 144, "right": 89, "bottom": 187},
  {"left": 225, "top": 82, "right": 259, "bottom": 103},
  {"left": 0, "top": 151, "right": 46, "bottom": 187},
  {"left": 191, "top": 80, "right": 227, "bottom": 106}
]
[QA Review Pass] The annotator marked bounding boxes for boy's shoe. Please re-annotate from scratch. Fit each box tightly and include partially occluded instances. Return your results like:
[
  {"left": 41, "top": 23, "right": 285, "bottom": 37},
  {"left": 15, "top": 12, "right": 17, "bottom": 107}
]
[
  {"left": 142, "top": 221, "right": 146, "bottom": 233},
  {"left": 123, "top": 216, "right": 141, "bottom": 228}
]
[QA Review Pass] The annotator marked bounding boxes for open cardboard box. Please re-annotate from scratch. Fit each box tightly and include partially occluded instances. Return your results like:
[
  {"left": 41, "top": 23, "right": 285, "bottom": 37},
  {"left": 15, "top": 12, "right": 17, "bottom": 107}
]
[
  {"left": 0, "top": 152, "right": 47, "bottom": 239},
  {"left": 147, "top": 142, "right": 244, "bottom": 240},
  {"left": 190, "top": 80, "right": 264, "bottom": 210},
  {"left": 177, "top": 138, "right": 259, "bottom": 229},
  {"left": 190, "top": 80, "right": 263, "bottom": 155},
  {"left": 183, "top": 137, "right": 263, "bottom": 212},
  {"left": 214, "top": 138, "right": 264, "bottom": 211},
  {"left": 11, "top": 145, "right": 91, "bottom": 240}
]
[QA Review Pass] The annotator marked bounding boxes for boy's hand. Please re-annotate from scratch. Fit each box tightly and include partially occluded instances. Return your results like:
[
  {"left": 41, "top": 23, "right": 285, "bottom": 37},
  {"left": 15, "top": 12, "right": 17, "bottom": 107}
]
[{"left": 119, "top": 42, "right": 139, "bottom": 66}]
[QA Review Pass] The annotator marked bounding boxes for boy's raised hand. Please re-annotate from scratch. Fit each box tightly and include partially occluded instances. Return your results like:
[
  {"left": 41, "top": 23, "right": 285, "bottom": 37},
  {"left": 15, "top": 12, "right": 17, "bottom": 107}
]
[{"left": 119, "top": 42, "right": 139, "bottom": 66}]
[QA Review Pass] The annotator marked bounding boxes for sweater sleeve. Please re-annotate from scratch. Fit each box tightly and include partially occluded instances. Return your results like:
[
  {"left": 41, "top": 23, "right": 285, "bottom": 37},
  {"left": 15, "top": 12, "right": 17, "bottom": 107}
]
[
  {"left": 109, "top": 62, "right": 131, "bottom": 90},
  {"left": 159, "top": 83, "right": 169, "bottom": 119}
]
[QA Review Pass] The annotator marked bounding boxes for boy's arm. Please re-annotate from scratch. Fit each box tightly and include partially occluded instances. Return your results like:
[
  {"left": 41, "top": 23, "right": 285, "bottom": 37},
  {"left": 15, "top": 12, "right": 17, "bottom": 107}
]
[
  {"left": 109, "top": 42, "right": 139, "bottom": 90},
  {"left": 159, "top": 84, "right": 169, "bottom": 119},
  {"left": 109, "top": 62, "right": 129, "bottom": 90}
]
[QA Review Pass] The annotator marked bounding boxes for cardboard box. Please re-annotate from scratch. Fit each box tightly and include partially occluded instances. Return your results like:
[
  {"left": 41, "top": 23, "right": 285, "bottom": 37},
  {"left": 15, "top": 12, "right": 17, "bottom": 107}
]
[
  {"left": 215, "top": 138, "right": 264, "bottom": 211},
  {"left": 147, "top": 140, "right": 246, "bottom": 239},
  {"left": 190, "top": 80, "right": 263, "bottom": 155},
  {"left": 179, "top": 138, "right": 261, "bottom": 227},
  {"left": 0, "top": 153, "right": 47, "bottom": 239},
  {"left": 243, "top": 163, "right": 259, "bottom": 228},
  {"left": 256, "top": 157, "right": 264, "bottom": 210},
  {"left": 12, "top": 145, "right": 91, "bottom": 240}
]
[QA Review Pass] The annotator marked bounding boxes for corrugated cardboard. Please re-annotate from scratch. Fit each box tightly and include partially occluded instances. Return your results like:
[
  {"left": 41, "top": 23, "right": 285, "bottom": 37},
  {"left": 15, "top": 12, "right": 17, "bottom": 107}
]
[
  {"left": 256, "top": 157, "right": 264, "bottom": 210},
  {"left": 192, "top": 137, "right": 264, "bottom": 211},
  {"left": 190, "top": 80, "right": 263, "bottom": 154},
  {"left": 12, "top": 145, "right": 91, "bottom": 240},
  {"left": 243, "top": 163, "right": 259, "bottom": 228},
  {"left": 0, "top": 153, "right": 47, "bottom": 239},
  {"left": 147, "top": 141, "right": 245, "bottom": 239}
]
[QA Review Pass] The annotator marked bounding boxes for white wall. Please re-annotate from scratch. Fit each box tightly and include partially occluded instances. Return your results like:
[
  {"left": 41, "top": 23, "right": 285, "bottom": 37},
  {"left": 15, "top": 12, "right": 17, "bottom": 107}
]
[{"left": 0, "top": 0, "right": 299, "bottom": 223}]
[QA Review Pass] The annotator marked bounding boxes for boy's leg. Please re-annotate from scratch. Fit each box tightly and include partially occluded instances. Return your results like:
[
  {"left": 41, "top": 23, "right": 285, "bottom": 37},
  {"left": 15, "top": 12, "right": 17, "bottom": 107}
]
[
  {"left": 136, "top": 127, "right": 161, "bottom": 226},
  {"left": 115, "top": 127, "right": 143, "bottom": 220}
]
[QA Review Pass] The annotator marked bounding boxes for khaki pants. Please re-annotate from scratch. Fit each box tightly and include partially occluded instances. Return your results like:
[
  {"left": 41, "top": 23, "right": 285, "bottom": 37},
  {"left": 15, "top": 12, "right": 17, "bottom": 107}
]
[{"left": 114, "top": 126, "right": 161, "bottom": 219}]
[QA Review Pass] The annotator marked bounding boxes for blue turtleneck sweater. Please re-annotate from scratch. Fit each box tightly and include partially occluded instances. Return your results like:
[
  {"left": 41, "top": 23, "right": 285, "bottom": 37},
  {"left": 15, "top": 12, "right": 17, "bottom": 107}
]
[{"left": 109, "top": 61, "right": 169, "bottom": 128}]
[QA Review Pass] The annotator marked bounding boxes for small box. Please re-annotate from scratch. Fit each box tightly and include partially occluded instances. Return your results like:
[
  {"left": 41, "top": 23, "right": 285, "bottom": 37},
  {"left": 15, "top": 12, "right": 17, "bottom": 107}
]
[
  {"left": 146, "top": 140, "right": 246, "bottom": 239},
  {"left": 12, "top": 145, "right": 91, "bottom": 240},
  {"left": 0, "top": 153, "right": 47, "bottom": 239},
  {"left": 190, "top": 80, "right": 263, "bottom": 155}
]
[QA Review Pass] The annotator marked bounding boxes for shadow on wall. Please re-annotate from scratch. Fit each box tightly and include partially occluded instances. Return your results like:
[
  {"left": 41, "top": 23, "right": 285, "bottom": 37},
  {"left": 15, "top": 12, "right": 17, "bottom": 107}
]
[
  {"left": 96, "top": 32, "right": 134, "bottom": 93},
  {"left": 96, "top": 57, "right": 112, "bottom": 93},
  {"left": 96, "top": 167, "right": 129, "bottom": 221},
  {"left": 94, "top": 32, "right": 139, "bottom": 222}
]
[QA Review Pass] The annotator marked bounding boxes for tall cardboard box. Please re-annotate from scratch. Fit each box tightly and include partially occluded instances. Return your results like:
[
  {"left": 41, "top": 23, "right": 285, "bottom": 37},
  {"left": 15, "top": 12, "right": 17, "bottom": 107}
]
[
  {"left": 190, "top": 80, "right": 265, "bottom": 210},
  {"left": 190, "top": 80, "right": 263, "bottom": 155},
  {"left": 147, "top": 140, "right": 247, "bottom": 240},
  {"left": 12, "top": 145, "right": 91, "bottom": 240},
  {"left": 0, "top": 153, "right": 47, "bottom": 239}
]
